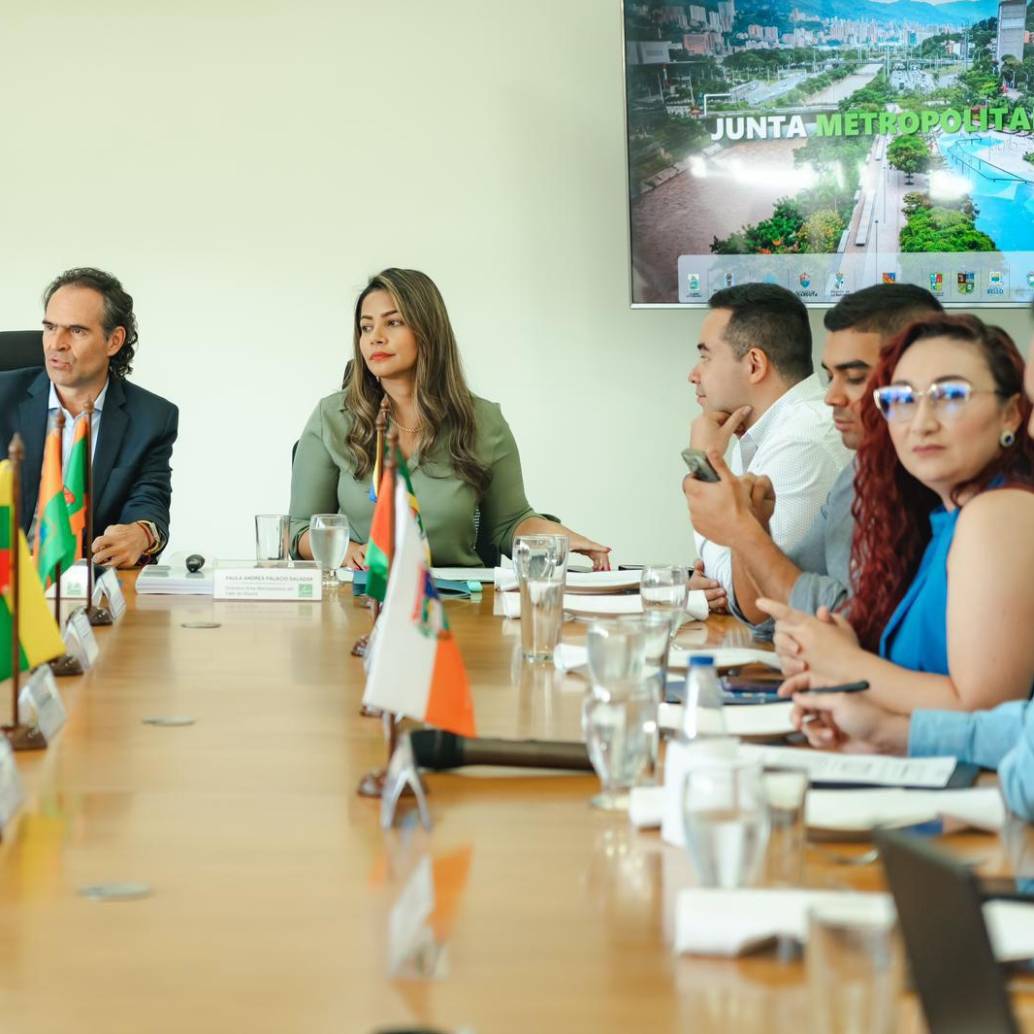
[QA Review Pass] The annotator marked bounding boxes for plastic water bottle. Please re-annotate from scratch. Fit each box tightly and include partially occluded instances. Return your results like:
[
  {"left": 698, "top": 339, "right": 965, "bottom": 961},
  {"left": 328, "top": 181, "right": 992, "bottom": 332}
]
[{"left": 682, "top": 655, "right": 726, "bottom": 741}]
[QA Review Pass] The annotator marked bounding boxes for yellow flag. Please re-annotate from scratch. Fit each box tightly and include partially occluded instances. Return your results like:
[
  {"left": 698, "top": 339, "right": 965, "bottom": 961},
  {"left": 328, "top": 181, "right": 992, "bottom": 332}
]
[{"left": 0, "top": 461, "right": 66, "bottom": 679}]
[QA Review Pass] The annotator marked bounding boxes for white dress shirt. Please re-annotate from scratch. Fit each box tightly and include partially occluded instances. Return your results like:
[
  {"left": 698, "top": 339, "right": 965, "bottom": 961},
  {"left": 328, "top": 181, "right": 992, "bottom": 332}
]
[
  {"left": 693, "top": 373, "right": 852, "bottom": 597},
  {"left": 47, "top": 379, "right": 107, "bottom": 469}
]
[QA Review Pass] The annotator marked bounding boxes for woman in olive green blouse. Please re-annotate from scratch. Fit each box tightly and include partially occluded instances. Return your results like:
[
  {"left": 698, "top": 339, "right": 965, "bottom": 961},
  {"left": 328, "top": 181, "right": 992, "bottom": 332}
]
[{"left": 290, "top": 268, "right": 610, "bottom": 570}]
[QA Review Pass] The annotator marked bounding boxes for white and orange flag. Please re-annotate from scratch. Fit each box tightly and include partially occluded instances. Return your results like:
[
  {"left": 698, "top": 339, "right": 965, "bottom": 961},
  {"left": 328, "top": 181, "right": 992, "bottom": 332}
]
[{"left": 362, "top": 478, "right": 476, "bottom": 737}]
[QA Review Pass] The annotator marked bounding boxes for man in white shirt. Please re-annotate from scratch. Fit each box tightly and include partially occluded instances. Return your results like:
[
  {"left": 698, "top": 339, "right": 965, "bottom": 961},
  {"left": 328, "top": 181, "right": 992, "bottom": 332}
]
[{"left": 685, "top": 283, "right": 850, "bottom": 599}]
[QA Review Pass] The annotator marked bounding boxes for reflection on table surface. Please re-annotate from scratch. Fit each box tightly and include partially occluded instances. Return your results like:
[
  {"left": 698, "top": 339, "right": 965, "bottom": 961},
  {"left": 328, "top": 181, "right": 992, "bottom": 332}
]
[{"left": 0, "top": 582, "right": 1030, "bottom": 1033}]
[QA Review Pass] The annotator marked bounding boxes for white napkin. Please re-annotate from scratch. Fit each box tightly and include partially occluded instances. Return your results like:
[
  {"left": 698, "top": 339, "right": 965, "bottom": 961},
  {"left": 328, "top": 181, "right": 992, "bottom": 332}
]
[
  {"left": 658, "top": 701, "right": 794, "bottom": 738},
  {"left": 806, "top": 787, "right": 1006, "bottom": 833},
  {"left": 674, "top": 889, "right": 894, "bottom": 956}
]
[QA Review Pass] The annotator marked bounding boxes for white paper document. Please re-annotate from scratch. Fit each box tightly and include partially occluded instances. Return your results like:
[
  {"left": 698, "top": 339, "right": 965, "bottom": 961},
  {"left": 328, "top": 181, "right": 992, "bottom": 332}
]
[
  {"left": 136, "top": 565, "right": 214, "bottom": 596},
  {"left": 433, "top": 567, "right": 495, "bottom": 583},
  {"left": 806, "top": 787, "right": 1006, "bottom": 833},
  {"left": 738, "top": 744, "right": 959, "bottom": 789}
]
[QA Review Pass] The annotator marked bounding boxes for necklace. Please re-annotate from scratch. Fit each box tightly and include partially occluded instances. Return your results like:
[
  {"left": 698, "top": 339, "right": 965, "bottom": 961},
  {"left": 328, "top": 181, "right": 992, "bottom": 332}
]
[{"left": 391, "top": 414, "right": 422, "bottom": 434}]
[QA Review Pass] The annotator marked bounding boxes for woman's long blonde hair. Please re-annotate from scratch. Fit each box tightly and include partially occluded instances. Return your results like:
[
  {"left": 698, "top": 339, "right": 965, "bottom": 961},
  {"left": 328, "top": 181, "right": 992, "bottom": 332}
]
[{"left": 343, "top": 268, "right": 489, "bottom": 495}]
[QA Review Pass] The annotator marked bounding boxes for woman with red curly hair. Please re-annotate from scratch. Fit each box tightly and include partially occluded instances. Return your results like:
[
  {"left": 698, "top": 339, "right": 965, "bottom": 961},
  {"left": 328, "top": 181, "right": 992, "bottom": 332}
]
[{"left": 761, "top": 313, "right": 1034, "bottom": 716}]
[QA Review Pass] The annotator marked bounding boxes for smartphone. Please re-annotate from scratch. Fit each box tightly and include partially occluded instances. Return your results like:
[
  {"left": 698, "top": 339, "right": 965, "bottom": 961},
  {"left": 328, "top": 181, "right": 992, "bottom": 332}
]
[{"left": 681, "top": 447, "right": 720, "bottom": 483}]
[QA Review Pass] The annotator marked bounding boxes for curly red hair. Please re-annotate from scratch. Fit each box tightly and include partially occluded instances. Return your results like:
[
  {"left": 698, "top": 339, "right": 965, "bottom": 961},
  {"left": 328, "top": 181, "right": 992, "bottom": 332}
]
[{"left": 849, "top": 314, "right": 1034, "bottom": 651}]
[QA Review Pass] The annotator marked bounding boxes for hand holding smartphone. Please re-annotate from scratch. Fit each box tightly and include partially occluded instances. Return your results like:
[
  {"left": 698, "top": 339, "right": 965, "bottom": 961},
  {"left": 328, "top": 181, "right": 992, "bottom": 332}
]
[{"left": 681, "top": 447, "right": 720, "bottom": 483}]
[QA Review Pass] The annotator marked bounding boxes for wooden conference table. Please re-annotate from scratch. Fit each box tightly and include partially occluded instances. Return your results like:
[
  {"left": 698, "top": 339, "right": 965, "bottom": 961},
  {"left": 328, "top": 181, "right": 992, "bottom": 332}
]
[{"left": 0, "top": 581, "right": 1031, "bottom": 1034}]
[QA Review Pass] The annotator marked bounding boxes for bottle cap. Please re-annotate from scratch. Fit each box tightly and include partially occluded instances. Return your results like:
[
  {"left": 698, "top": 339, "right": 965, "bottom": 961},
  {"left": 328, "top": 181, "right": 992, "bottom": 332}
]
[{"left": 689, "top": 654, "right": 715, "bottom": 667}]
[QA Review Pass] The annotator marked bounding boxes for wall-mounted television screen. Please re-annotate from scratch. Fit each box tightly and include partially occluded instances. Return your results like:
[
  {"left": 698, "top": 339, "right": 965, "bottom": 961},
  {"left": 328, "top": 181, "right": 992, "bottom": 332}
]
[{"left": 624, "top": 0, "right": 1034, "bottom": 306}]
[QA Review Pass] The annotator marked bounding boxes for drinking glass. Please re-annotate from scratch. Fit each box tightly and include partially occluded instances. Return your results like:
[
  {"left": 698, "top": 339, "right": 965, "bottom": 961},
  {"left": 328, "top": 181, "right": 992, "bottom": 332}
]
[
  {"left": 807, "top": 898, "right": 899, "bottom": 1034},
  {"left": 582, "top": 693, "right": 654, "bottom": 811},
  {"left": 641, "top": 565, "right": 690, "bottom": 639},
  {"left": 762, "top": 767, "right": 809, "bottom": 887},
  {"left": 619, "top": 612, "right": 672, "bottom": 782},
  {"left": 255, "top": 514, "right": 289, "bottom": 562},
  {"left": 309, "top": 513, "right": 351, "bottom": 589},
  {"left": 681, "top": 756, "right": 770, "bottom": 888},
  {"left": 512, "top": 534, "right": 568, "bottom": 661},
  {"left": 586, "top": 621, "right": 646, "bottom": 699}
]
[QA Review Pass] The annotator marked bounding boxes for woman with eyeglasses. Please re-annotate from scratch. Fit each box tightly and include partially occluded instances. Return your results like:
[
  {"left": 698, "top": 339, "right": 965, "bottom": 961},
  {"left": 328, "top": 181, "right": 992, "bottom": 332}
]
[{"left": 759, "top": 313, "right": 1034, "bottom": 716}]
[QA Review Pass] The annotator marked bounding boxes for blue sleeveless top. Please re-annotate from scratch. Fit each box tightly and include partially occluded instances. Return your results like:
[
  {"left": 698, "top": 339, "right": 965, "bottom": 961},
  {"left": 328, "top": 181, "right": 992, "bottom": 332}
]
[{"left": 878, "top": 506, "right": 960, "bottom": 674}]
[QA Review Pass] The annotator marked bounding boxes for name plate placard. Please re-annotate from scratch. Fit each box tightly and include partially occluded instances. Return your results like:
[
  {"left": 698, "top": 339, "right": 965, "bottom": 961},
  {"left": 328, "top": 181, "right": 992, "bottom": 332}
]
[
  {"left": 213, "top": 567, "right": 322, "bottom": 601},
  {"left": 65, "top": 607, "right": 100, "bottom": 668},
  {"left": 0, "top": 739, "right": 25, "bottom": 834},
  {"left": 19, "top": 667, "right": 67, "bottom": 743},
  {"left": 96, "top": 568, "right": 127, "bottom": 621}
]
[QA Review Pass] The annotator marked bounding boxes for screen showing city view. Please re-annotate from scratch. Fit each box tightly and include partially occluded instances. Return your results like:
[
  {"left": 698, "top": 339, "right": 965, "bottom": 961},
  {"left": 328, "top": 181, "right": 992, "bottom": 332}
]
[{"left": 624, "top": 0, "right": 1034, "bottom": 305}]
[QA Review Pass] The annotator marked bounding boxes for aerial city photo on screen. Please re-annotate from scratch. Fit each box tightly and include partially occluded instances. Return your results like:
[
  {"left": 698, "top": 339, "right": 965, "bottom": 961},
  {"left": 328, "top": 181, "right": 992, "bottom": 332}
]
[{"left": 624, "top": 0, "right": 1034, "bottom": 304}]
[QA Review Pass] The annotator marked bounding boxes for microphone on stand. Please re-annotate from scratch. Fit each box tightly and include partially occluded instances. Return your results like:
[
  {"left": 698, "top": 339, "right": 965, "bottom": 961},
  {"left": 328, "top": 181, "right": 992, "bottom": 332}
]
[{"left": 409, "top": 730, "right": 593, "bottom": 772}]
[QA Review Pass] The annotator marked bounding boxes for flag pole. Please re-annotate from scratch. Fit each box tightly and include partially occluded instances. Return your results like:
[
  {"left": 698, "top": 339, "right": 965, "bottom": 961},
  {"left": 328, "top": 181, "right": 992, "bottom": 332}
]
[
  {"left": 83, "top": 401, "right": 112, "bottom": 627},
  {"left": 351, "top": 394, "right": 392, "bottom": 659},
  {"left": 47, "top": 412, "right": 82, "bottom": 678},
  {"left": 357, "top": 419, "right": 404, "bottom": 798},
  {"left": 4, "top": 434, "right": 45, "bottom": 751}
]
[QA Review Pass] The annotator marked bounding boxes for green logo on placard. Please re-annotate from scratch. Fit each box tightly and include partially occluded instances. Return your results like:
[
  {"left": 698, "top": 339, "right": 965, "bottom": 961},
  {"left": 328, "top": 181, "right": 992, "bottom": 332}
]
[{"left": 298, "top": 583, "right": 313, "bottom": 599}]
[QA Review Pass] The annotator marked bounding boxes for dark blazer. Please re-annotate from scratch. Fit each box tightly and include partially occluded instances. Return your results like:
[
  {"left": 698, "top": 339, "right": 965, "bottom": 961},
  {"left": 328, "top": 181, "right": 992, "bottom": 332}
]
[{"left": 0, "top": 368, "right": 178, "bottom": 552}]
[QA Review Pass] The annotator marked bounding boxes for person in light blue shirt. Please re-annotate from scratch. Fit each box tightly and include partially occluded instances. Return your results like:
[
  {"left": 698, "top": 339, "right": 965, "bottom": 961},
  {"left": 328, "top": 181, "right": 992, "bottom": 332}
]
[{"left": 784, "top": 337, "right": 1034, "bottom": 820}]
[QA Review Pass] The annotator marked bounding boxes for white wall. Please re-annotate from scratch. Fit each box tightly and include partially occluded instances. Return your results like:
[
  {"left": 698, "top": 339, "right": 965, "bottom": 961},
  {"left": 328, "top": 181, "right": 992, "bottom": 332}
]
[{"left": 0, "top": 2, "right": 1030, "bottom": 566}]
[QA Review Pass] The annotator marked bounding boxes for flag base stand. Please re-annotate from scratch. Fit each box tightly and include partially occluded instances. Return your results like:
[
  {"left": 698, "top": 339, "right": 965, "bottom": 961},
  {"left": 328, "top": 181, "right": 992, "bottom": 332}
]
[
  {"left": 351, "top": 635, "right": 369, "bottom": 657},
  {"left": 3, "top": 724, "right": 47, "bottom": 752},
  {"left": 360, "top": 703, "right": 382, "bottom": 718},
  {"left": 49, "top": 654, "right": 83, "bottom": 678},
  {"left": 86, "top": 605, "right": 113, "bottom": 627}
]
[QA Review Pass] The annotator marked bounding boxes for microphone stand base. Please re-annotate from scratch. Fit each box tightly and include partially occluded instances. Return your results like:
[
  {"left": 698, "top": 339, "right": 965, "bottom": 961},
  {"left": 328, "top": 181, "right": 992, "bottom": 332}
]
[
  {"left": 356, "top": 769, "right": 429, "bottom": 800},
  {"left": 3, "top": 724, "right": 47, "bottom": 751},
  {"left": 49, "top": 654, "right": 84, "bottom": 678}
]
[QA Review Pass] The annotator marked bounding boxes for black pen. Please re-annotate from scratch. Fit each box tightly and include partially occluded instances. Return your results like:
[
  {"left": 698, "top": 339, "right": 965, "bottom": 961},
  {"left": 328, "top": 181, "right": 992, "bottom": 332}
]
[{"left": 800, "top": 680, "right": 870, "bottom": 695}]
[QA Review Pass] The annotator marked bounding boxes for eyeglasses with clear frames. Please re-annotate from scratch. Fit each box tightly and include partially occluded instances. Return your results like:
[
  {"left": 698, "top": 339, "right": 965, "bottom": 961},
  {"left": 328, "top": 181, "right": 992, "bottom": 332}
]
[{"left": 873, "top": 380, "right": 1006, "bottom": 423}]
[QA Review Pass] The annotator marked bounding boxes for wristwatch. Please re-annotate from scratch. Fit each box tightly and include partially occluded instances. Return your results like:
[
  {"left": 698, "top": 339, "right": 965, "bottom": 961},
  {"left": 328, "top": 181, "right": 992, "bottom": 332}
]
[{"left": 135, "top": 520, "right": 163, "bottom": 557}]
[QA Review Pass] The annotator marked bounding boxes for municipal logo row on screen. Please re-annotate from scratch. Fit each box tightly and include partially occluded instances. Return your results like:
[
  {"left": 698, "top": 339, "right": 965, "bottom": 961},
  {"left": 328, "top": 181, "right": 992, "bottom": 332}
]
[{"left": 676, "top": 256, "right": 1034, "bottom": 305}]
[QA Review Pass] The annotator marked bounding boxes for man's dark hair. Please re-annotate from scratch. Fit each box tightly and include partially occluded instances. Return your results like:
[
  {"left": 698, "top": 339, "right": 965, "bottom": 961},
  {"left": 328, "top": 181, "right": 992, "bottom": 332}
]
[
  {"left": 708, "top": 283, "right": 813, "bottom": 383},
  {"left": 43, "top": 267, "right": 138, "bottom": 379},
  {"left": 823, "top": 283, "right": 942, "bottom": 339}
]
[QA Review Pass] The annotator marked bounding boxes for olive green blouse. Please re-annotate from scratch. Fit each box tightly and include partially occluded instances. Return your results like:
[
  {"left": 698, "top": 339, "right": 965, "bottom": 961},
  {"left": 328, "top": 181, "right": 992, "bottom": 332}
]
[{"left": 288, "top": 393, "right": 540, "bottom": 567}]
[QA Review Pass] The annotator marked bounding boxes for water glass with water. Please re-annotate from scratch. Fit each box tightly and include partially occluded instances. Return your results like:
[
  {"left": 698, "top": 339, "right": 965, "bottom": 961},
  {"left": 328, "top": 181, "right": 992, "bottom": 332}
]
[
  {"left": 586, "top": 621, "right": 646, "bottom": 699},
  {"left": 309, "top": 513, "right": 351, "bottom": 589},
  {"left": 807, "top": 898, "right": 899, "bottom": 1034},
  {"left": 681, "top": 755, "right": 770, "bottom": 888},
  {"left": 762, "top": 767, "right": 809, "bottom": 887},
  {"left": 255, "top": 514, "right": 289, "bottom": 562},
  {"left": 512, "top": 534, "right": 568, "bottom": 661},
  {"left": 582, "top": 692, "right": 655, "bottom": 811},
  {"left": 641, "top": 565, "right": 690, "bottom": 638}
]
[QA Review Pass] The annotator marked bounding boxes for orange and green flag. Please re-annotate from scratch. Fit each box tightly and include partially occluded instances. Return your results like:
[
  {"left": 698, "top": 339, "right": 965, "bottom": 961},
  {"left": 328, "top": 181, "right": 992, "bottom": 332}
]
[
  {"left": 64, "top": 415, "right": 88, "bottom": 561},
  {"left": 33, "top": 421, "right": 77, "bottom": 585},
  {"left": 0, "top": 461, "right": 66, "bottom": 682},
  {"left": 365, "top": 461, "right": 395, "bottom": 605}
]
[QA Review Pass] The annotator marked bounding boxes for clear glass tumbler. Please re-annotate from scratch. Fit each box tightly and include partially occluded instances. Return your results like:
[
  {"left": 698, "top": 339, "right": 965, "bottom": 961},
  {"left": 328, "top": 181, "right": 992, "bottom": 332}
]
[
  {"left": 641, "top": 564, "right": 690, "bottom": 639},
  {"left": 682, "top": 756, "right": 770, "bottom": 888},
  {"left": 255, "top": 514, "right": 289, "bottom": 563},
  {"left": 807, "top": 898, "right": 899, "bottom": 1034},
  {"left": 512, "top": 534, "right": 568, "bottom": 661}
]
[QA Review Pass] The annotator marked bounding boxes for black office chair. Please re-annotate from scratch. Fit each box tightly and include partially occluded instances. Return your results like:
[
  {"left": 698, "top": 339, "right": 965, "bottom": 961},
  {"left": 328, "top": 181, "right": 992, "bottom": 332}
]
[{"left": 0, "top": 330, "right": 44, "bottom": 372}]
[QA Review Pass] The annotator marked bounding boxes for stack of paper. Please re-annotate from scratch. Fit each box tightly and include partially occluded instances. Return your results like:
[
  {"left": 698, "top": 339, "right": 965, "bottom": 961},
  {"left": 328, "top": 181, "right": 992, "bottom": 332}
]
[
  {"left": 136, "top": 565, "right": 214, "bottom": 596},
  {"left": 493, "top": 569, "right": 642, "bottom": 594}
]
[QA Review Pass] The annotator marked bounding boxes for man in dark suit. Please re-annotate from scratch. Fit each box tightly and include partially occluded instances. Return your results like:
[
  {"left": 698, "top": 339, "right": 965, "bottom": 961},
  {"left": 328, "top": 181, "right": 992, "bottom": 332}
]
[{"left": 0, "top": 268, "right": 178, "bottom": 568}]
